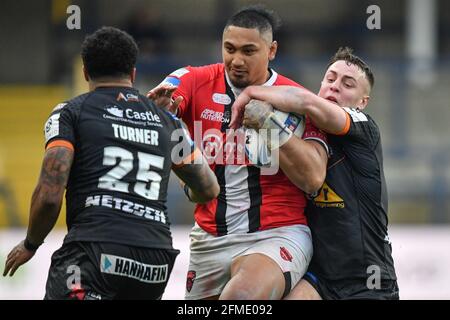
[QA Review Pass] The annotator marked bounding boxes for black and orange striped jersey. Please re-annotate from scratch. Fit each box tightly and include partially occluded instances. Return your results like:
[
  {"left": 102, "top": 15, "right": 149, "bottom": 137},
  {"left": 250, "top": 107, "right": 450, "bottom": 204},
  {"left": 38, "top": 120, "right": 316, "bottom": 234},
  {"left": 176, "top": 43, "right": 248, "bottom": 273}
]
[
  {"left": 307, "top": 108, "right": 397, "bottom": 281},
  {"left": 44, "top": 86, "right": 194, "bottom": 249}
]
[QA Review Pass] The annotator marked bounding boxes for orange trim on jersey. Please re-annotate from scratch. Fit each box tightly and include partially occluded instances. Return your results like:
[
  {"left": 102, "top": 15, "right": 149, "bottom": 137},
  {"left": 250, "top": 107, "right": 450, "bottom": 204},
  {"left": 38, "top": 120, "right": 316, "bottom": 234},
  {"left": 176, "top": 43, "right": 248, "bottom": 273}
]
[
  {"left": 172, "top": 148, "right": 202, "bottom": 168},
  {"left": 335, "top": 111, "right": 351, "bottom": 136},
  {"left": 46, "top": 140, "right": 74, "bottom": 151}
]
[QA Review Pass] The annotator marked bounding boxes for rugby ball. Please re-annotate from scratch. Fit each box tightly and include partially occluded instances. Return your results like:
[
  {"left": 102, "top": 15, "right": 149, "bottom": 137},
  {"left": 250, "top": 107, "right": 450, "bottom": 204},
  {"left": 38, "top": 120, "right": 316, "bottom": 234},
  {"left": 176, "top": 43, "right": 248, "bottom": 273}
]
[{"left": 245, "top": 110, "right": 305, "bottom": 167}]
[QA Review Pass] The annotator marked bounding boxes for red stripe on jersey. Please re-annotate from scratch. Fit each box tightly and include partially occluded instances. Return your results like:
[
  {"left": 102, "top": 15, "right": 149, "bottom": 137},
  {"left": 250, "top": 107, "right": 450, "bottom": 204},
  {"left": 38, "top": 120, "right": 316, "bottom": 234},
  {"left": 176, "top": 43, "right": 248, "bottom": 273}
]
[
  {"left": 259, "top": 170, "right": 308, "bottom": 229},
  {"left": 194, "top": 200, "right": 221, "bottom": 236},
  {"left": 303, "top": 116, "right": 328, "bottom": 143}
]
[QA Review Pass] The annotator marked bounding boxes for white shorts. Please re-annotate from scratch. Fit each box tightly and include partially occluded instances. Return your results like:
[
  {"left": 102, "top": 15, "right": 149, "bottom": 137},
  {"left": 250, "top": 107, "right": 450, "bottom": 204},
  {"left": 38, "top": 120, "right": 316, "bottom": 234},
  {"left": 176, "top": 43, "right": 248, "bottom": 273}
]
[{"left": 185, "top": 223, "right": 313, "bottom": 300}]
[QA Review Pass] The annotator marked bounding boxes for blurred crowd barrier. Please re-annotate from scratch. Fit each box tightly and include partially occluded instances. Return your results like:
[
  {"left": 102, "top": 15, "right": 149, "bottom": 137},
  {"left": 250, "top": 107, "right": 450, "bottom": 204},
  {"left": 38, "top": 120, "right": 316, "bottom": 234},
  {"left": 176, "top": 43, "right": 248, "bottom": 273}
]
[
  {"left": 0, "top": 86, "right": 69, "bottom": 227},
  {"left": 1, "top": 225, "right": 449, "bottom": 299}
]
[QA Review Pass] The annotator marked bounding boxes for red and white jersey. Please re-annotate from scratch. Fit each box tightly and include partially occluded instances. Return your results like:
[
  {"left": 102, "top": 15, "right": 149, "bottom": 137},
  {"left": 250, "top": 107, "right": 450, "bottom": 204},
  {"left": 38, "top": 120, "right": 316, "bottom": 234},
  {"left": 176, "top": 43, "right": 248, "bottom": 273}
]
[{"left": 162, "top": 63, "right": 327, "bottom": 236}]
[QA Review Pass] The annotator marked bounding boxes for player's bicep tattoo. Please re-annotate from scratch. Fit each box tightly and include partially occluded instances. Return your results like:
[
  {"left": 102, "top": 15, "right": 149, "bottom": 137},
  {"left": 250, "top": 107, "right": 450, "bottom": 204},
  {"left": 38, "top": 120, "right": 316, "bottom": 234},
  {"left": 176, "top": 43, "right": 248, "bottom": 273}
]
[{"left": 39, "top": 146, "right": 74, "bottom": 191}]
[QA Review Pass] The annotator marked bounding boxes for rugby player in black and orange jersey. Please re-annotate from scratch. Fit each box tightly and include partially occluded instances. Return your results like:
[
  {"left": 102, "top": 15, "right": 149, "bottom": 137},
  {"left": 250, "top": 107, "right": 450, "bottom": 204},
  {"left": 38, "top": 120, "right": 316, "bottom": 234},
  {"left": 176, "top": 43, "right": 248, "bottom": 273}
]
[
  {"left": 231, "top": 47, "right": 399, "bottom": 300},
  {"left": 3, "top": 27, "right": 219, "bottom": 300}
]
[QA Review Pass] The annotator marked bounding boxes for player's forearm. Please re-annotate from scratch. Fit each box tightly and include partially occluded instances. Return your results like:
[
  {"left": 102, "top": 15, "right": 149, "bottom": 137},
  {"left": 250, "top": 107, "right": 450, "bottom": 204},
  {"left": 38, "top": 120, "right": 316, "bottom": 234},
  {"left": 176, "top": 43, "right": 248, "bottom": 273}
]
[
  {"left": 264, "top": 88, "right": 348, "bottom": 134},
  {"left": 187, "top": 184, "right": 218, "bottom": 204},
  {"left": 26, "top": 184, "right": 63, "bottom": 246},
  {"left": 242, "top": 87, "right": 348, "bottom": 134},
  {"left": 300, "top": 91, "right": 348, "bottom": 134},
  {"left": 187, "top": 164, "right": 220, "bottom": 203},
  {"left": 174, "top": 159, "right": 220, "bottom": 204},
  {"left": 279, "top": 138, "right": 327, "bottom": 194},
  {"left": 243, "top": 86, "right": 302, "bottom": 113},
  {"left": 25, "top": 146, "right": 73, "bottom": 247}
]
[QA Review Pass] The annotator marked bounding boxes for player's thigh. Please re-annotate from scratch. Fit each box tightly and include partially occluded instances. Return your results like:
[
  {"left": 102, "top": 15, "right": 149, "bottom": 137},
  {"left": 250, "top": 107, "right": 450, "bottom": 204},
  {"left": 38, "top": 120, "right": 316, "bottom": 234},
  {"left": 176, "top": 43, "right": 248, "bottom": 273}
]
[
  {"left": 241, "top": 225, "right": 313, "bottom": 293},
  {"left": 285, "top": 278, "right": 322, "bottom": 300},
  {"left": 221, "top": 225, "right": 312, "bottom": 299},
  {"left": 185, "top": 225, "right": 237, "bottom": 300},
  {"left": 220, "top": 252, "right": 286, "bottom": 300}
]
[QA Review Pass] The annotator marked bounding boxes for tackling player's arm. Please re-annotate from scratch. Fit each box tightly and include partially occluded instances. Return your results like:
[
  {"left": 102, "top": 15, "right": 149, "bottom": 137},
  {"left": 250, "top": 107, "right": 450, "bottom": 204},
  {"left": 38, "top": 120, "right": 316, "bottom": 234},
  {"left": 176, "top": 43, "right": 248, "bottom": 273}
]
[
  {"left": 242, "top": 99, "right": 327, "bottom": 194},
  {"left": 230, "top": 85, "right": 349, "bottom": 135},
  {"left": 172, "top": 151, "right": 220, "bottom": 204},
  {"left": 3, "top": 144, "right": 73, "bottom": 277}
]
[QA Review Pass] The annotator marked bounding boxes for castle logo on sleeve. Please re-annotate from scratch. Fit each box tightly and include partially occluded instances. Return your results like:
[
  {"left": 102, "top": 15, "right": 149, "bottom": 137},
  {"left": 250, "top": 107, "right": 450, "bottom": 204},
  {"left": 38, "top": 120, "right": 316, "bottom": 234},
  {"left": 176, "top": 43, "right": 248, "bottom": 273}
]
[
  {"left": 52, "top": 103, "right": 67, "bottom": 112},
  {"left": 44, "top": 113, "right": 61, "bottom": 143}
]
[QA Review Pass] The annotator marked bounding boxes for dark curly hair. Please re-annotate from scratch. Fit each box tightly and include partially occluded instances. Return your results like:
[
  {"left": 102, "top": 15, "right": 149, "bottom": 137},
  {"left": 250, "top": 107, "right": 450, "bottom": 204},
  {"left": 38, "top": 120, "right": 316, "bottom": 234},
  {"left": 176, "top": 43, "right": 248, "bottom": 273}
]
[
  {"left": 81, "top": 26, "right": 138, "bottom": 80},
  {"left": 328, "top": 47, "right": 374, "bottom": 89},
  {"left": 225, "top": 4, "right": 281, "bottom": 38}
]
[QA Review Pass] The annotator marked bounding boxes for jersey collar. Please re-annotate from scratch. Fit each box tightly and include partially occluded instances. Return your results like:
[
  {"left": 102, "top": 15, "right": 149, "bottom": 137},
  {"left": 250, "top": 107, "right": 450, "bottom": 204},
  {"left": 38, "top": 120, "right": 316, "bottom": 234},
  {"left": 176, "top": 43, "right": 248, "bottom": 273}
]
[{"left": 225, "top": 68, "right": 278, "bottom": 97}]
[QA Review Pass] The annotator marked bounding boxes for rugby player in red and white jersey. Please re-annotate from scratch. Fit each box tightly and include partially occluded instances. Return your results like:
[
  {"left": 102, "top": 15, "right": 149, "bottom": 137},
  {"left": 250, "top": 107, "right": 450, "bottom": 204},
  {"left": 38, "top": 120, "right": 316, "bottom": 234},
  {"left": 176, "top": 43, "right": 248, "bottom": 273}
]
[{"left": 148, "top": 5, "right": 328, "bottom": 300}]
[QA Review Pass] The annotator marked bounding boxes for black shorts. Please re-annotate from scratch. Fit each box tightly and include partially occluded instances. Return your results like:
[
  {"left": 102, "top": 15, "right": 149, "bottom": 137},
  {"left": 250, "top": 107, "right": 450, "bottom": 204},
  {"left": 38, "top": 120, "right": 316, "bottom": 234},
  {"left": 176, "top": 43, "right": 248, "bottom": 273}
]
[
  {"left": 303, "top": 272, "right": 399, "bottom": 300},
  {"left": 44, "top": 241, "right": 179, "bottom": 300}
]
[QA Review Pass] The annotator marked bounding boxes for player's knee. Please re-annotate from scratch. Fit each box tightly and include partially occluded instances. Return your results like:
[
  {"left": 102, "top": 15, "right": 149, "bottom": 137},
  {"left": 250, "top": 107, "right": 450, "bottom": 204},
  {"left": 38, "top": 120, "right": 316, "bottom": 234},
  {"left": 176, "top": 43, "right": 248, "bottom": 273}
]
[
  {"left": 219, "top": 280, "right": 259, "bottom": 300},
  {"left": 220, "top": 271, "right": 285, "bottom": 300}
]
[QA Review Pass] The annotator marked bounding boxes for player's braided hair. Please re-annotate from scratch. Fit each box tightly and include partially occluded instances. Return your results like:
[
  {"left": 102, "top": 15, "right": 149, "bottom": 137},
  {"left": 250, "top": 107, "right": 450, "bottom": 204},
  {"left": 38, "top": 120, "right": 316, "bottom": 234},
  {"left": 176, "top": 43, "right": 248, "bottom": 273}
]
[
  {"left": 81, "top": 26, "right": 138, "bottom": 80},
  {"left": 225, "top": 4, "right": 282, "bottom": 37},
  {"left": 328, "top": 47, "right": 375, "bottom": 88}
]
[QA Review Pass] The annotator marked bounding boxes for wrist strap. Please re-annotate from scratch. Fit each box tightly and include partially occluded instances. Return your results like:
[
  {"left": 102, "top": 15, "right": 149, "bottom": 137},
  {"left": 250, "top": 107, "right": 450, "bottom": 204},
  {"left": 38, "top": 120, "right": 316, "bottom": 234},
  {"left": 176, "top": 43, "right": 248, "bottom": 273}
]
[{"left": 24, "top": 238, "right": 41, "bottom": 251}]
